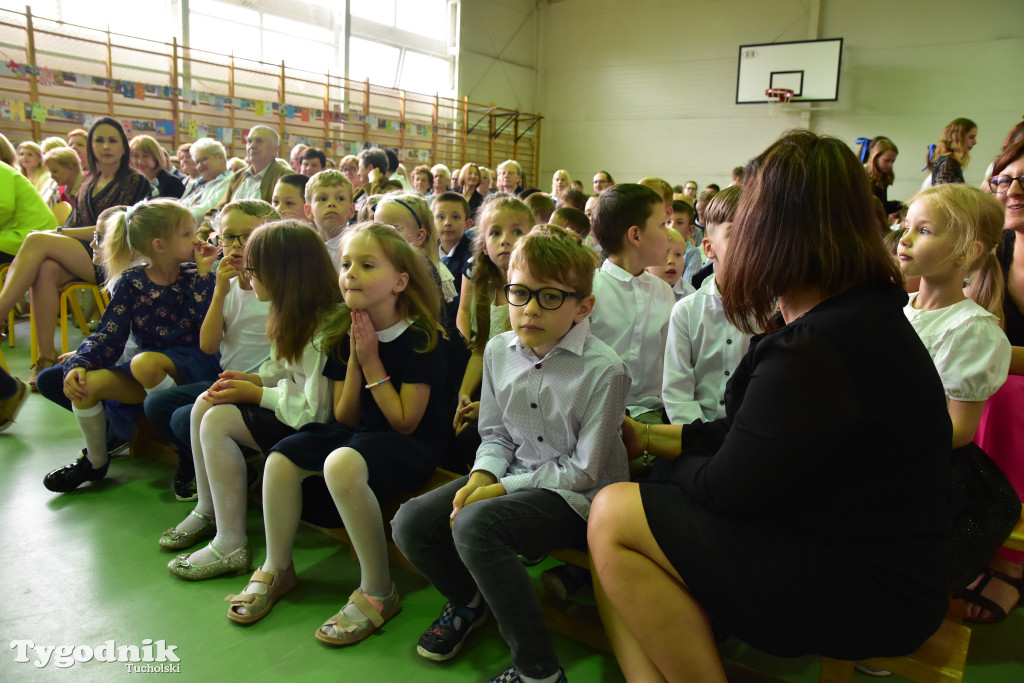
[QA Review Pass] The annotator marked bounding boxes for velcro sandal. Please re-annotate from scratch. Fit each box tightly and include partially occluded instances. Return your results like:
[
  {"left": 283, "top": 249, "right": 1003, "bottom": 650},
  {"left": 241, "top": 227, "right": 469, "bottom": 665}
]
[
  {"left": 226, "top": 565, "right": 297, "bottom": 625},
  {"left": 314, "top": 583, "right": 401, "bottom": 646}
]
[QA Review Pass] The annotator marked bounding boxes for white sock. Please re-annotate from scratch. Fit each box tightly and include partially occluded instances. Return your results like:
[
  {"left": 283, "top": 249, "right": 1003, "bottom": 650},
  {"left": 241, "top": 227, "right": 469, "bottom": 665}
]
[
  {"left": 145, "top": 374, "right": 176, "bottom": 395},
  {"left": 323, "top": 447, "right": 391, "bottom": 622},
  {"left": 520, "top": 670, "right": 562, "bottom": 683},
  {"left": 73, "top": 403, "right": 108, "bottom": 468}
]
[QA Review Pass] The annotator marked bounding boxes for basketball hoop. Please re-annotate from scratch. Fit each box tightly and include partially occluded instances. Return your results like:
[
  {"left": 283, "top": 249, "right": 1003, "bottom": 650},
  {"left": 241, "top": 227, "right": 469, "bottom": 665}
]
[{"left": 765, "top": 88, "right": 794, "bottom": 103}]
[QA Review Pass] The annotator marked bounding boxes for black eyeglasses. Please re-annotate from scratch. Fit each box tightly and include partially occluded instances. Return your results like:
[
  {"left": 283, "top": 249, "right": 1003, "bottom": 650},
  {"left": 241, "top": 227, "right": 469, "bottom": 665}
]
[
  {"left": 988, "top": 174, "right": 1024, "bottom": 194},
  {"left": 214, "top": 233, "right": 249, "bottom": 247},
  {"left": 504, "top": 284, "right": 582, "bottom": 311}
]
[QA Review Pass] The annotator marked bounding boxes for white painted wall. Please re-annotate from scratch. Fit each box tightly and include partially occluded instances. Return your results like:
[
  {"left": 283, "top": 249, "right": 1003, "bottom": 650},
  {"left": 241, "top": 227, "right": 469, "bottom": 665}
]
[
  {"left": 458, "top": 0, "right": 539, "bottom": 113},
  {"left": 529, "top": 0, "right": 1024, "bottom": 201}
]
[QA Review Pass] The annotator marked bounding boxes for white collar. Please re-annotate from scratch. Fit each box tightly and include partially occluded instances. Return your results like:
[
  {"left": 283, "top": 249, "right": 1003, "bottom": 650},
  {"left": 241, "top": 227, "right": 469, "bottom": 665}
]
[{"left": 376, "top": 317, "right": 412, "bottom": 342}]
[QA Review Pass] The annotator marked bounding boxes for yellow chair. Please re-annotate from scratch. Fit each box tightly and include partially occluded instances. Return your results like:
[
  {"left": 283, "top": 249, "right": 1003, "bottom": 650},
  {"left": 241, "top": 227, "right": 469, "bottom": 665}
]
[
  {"left": 30, "top": 281, "right": 109, "bottom": 362},
  {"left": 1003, "top": 506, "right": 1024, "bottom": 552},
  {"left": 52, "top": 201, "right": 72, "bottom": 226},
  {"left": 0, "top": 264, "right": 13, "bottom": 348},
  {"left": 0, "top": 345, "right": 7, "bottom": 372}
]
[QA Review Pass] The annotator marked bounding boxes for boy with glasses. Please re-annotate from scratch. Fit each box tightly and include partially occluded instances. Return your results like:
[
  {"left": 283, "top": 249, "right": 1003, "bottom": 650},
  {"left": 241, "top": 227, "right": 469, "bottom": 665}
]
[{"left": 393, "top": 225, "right": 630, "bottom": 683}]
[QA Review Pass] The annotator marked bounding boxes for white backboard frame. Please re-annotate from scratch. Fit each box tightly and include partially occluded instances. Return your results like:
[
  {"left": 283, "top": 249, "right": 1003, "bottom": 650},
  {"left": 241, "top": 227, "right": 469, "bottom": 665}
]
[{"left": 736, "top": 38, "right": 843, "bottom": 104}]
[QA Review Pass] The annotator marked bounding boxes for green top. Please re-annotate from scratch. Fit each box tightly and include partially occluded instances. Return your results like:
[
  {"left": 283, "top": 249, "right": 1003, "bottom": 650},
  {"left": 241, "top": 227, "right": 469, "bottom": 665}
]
[{"left": 0, "top": 160, "right": 58, "bottom": 255}]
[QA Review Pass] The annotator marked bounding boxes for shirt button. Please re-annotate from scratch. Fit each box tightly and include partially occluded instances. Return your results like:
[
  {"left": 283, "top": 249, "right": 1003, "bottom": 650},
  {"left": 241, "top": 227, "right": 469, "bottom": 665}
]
[
  {"left": 724, "top": 370, "right": 730, "bottom": 376},
  {"left": 531, "top": 403, "right": 537, "bottom": 409},
  {"left": 535, "top": 363, "right": 542, "bottom": 369},
  {"left": 719, "top": 400, "right": 725, "bottom": 405},
  {"left": 537, "top": 435, "right": 544, "bottom": 442},
  {"left": 726, "top": 339, "right": 732, "bottom": 344}
]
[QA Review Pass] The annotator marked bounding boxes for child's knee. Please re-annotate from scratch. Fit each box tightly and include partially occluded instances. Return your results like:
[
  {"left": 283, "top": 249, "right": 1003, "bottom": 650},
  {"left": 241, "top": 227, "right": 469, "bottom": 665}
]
[
  {"left": 323, "top": 447, "right": 367, "bottom": 489},
  {"left": 264, "top": 451, "right": 299, "bottom": 480},
  {"left": 130, "top": 352, "right": 166, "bottom": 386}
]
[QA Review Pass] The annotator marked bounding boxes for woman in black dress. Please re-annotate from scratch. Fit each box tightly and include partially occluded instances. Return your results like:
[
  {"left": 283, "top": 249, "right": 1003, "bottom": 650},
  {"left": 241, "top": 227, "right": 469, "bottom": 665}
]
[{"left": 588, "top": 130, "right": 952, "bottom": 681}]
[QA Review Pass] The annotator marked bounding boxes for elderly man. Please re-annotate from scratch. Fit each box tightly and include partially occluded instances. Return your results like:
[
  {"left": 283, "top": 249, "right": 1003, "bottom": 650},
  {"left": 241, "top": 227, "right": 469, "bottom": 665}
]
[
  {"left": 289, "top": 143, "right": 309, "bottom": 172},
  {"left": 497, "top": 159, "right": 523, "bottom": 195},
  {"left": 430, "top": 163, "right": 450, "bottom": 197},
  {"left": 180, "top": 138, "right": 233, "bottom": 224},
  {"left": 220, "top": 126, "right": 291, "bottom": 207}
]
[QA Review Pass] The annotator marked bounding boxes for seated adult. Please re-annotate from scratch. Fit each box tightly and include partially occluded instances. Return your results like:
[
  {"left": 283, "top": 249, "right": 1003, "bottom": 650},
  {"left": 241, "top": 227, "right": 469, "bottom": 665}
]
[
  {"left": 176, "top": 142, "right": 197, "bottom": 187},
  {"left": 353, "top": 147, "right": 399, "bottom": 212},
  {"left": 66, "top": 129, "right": 89, "bottom": 170},
  {"left": 588, "top": 130, "right": 952, "bottom": 681},
  {"left": 430, "top": 163, "right": 450, "bottom": 196},
  {"left": 219, "top": 126, "right": 291, "bottom": 208},
  {"left": 0, "top": 159, "right": 57, "bottom": 265},
  {"left": 0, "top": 117, "right": 150, "bottom": 379},
  {"left": 299, "top": 147, "right": 326, "bottom": 176},
  {"left": 17, "top": 141, "right": 57, "bottom": 204},
  {"left": 42, "top": 147, "right": 84, "bottom": 212},
  {"left": 289, "top": 143, "right": 308, "bottom": 172},
  {"left": 129, "top": 135, "right": 183, "bottom": 199},
  {"left": 179, "top": 138, "right": 232, "bottom": 224},
  {"left": 339, "top": 154, "right": 360, "bottom": 190},
  {"left": 497, "top": 159, "right": 524, "bottom": 196}
]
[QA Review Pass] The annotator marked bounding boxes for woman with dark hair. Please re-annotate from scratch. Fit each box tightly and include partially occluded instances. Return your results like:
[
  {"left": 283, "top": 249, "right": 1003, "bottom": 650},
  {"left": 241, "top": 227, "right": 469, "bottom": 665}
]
[
  {"left": 864, "top": 136, "right": 901, "bottom": 219},
  {"left": 0, "top": 117, "right": 150, "bottom": 382},
  {"left": 966, "top": 138, "right": 1024, "bottom": 622},
  {"left": 588, "top": 130, "right": 952, "bottom": 681}
]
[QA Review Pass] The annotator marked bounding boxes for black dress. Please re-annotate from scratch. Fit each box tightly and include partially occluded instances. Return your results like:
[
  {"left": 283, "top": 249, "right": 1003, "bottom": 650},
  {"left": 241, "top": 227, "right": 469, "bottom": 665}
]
[
  {"left": 272, "top": 323, "right": 450, "bottom": 525},
  {"left": 997, "top": 229, "right": 1024, "bottom": 345},
  {"left": 642, "top": 283, "right": 951, "bottom": 660}
]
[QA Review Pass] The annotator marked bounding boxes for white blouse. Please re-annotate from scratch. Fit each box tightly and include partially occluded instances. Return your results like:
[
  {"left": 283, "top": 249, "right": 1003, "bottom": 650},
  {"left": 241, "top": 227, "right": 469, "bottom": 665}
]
[{"left": 903, "top": 294, "right": 1011, "bottom": 402}]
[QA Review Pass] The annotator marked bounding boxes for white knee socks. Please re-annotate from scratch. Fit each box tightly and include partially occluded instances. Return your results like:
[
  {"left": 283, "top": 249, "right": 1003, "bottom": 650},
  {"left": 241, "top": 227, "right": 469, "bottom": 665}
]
[{"left": 73, "top": 403, "right": 107, "bottom": 468}]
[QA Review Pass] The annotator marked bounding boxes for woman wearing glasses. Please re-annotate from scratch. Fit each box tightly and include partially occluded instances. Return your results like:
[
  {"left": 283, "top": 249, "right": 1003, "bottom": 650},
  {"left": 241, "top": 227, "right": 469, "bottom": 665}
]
[
  {"left": 0, "top": 117, "right": 150, "bottom": 384},
  {"left": 965, "top": 139, "right": 1024, "bottom": 623}
]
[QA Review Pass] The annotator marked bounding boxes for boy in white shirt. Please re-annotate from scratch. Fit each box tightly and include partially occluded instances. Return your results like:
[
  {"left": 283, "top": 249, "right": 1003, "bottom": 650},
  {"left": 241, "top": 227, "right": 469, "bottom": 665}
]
[
  {"left": 304, "top": 170, "right": 356, "bottom": 272},
  {"left": 663, "top": 186, "right": 752, "bottom": 425},
  {"left": 143, "top": 200, "right": 277, "bottom": 501},
  {"left": 589, "top": 183, "right": 675, "bottom": 423},
  {"left": 393, "top": 225, "right": 630, "bottom": 683}
]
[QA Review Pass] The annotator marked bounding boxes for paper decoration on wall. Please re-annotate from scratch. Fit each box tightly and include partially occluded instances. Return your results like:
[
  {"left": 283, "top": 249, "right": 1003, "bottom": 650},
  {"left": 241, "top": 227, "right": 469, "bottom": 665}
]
[
  {"left": 38, "top": 68, "right": 53, "bottom": 86},
  {"left": 156, "top": 120, "right": 175, "bottom": 135},
  {"left": 188, "top": 120, "right": 198, "bottom": 138},
  {"left": 121, "top": 119, "right": 133, "bottom": 136},
  {"left": 197, "top": 123, "right": 208, "bottom": 138},
  {"left": 300, "top": 107, "right": 309, "bottom": 122},
  {"left": 30, "top": 102, "right": 46, "bottom": 122},
  {"left": 254, "top": 101, "right": 264, "bottom": 116},
  {"left": 122, "top": 82, "right": 135, "bottom": 98},
  {"left": 222, "top": 127, "right": 233, "bottom": 144},
  {"left": 135, "top": 82, "right": 145, "bottom": 100}
]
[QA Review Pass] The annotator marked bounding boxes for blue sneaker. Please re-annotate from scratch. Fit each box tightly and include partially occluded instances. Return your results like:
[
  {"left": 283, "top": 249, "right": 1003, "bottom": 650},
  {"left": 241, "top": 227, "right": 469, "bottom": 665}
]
[{"left": 416, "top": 600, "right": 487, "bottom": 661}]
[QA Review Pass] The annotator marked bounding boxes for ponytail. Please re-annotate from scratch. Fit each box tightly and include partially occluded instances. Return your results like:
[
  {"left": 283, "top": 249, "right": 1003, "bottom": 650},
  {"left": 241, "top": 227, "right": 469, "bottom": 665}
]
[
  {"left": 99, "top": 207, "right": 132, "bottom": 293},
  {"left": 100, "top": 198, "right": 192, "bottom": 292},
  {"left": 966, "top": 251, "right": 1005, "bottom": 328}
]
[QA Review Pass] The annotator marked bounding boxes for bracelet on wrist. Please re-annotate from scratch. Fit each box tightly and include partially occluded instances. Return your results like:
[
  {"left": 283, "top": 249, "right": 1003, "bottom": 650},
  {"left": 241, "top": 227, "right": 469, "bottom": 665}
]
[{"left": 364, "top": 375, "right": 391, "bottom": 390}]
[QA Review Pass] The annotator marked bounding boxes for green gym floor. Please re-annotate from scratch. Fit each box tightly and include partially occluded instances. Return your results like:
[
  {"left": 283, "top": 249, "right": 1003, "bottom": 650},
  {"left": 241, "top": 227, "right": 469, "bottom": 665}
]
[{"left": 1, "top": 324, "right": 1021, "bottom": 682}]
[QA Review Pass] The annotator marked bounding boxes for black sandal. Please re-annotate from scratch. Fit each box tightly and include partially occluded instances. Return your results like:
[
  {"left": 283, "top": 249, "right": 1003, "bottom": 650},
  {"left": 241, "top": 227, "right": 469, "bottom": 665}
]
[{"left": 956, "top": 567, "right": 1024, "bottom": 623}]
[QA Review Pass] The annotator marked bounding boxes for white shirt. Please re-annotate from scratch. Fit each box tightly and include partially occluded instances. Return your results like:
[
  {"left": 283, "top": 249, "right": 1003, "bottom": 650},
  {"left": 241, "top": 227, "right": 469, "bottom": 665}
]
[
  {"left": 672, "top": 278, "right": 696, "bottom": 302},
  {"left": 325, "top": 232, "right": 343, "bottom": 274},
  {"left": 219, "top": 279, "right": 272, "bottom": 372},
  {"left": 258, "top": 336, "right": 332, "bottom": 428},
  {"left": 234, "top": 165, "right": 269, "bottom": 201},
  {"left": 589, "top": 259, "right": 675, "bottom": 416},
  {"left": 663, "top": 274, "right": 752, "bottom": 425},
  {"left": 182, "top": 171, "right": 232, "bottom": 224},
  {"left": 473, "top": 319, "right": 631, "bottom": 518},
  {"left": 904, "top": 293, "right": 1010, "bottom": 402}
]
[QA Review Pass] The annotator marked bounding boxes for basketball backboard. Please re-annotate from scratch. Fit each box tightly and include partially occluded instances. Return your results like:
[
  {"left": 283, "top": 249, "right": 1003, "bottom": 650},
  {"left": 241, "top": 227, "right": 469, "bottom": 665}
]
[{"left": 736, "top": 38, "right": 843, "bottom": 104}]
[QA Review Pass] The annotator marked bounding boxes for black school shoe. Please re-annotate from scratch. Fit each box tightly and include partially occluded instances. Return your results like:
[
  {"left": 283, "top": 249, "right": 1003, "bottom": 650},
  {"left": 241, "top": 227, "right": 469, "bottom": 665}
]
[{"left": 43, "top": 455, "right": 109, "bottom": 492}]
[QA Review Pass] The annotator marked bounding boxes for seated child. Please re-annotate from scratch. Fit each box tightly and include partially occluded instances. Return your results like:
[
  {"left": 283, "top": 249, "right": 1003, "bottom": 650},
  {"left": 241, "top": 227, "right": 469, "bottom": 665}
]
[
  {"left": 648, "top": 225, "right": 696, "bottom": 301},
  {"left": 524, "top": 192, "right": 555, "bottom": 224},
  {"left": 663, "top": 186, "right": 751, "bottom": 425},
  {"left": 550, "top": 206, "right": 590, "bottom": 241},
  {"left": 143, "top": 200, "right": 277, "bottom": 501},
  {"left": 434, "top": 191, "right": 477, "bottom": 328},
  {"left": 670, "top": 199, "right": 703, "bottom": 285},
  {"left": 589, "top": 183, "right": 675, "bottom": 423},
  {"left": 271, "top": 173, "right": 309, "bottom": 221},
  {"left": 392, "top": 224, "right": 630, "bottom": 683},
  {"left": 304, "top": 170, "right": 355, "bottom": 272},
  {"left": 42, "top": 199, "right": 220, "bottom": 492}
]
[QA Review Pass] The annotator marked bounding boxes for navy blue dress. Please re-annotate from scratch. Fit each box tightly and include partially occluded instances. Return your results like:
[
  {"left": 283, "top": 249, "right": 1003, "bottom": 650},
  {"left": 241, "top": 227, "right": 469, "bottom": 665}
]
[{"left": 273, "top": 323, "right": 450, "bottom": 525}]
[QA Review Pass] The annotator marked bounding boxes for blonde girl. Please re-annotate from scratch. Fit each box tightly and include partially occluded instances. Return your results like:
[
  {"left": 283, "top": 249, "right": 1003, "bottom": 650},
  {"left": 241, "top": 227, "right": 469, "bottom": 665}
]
[
  {"left": 927, "top": 118, "right": 979, "bottom": 187},
  {"left": 164, "top": 221, "right": 338, "bottom": 580},
  {"left": 374, "top": 192, "right": 458, "bottom": 304},
  {"left": 17, "top": 140, "right": 57, "bottom": 203},
  {"left": 551, "top": 169, "right": 572, "bottom": 203},
  {"left": 453, "top": 193, "right": 532, "bottom": 439},
  {"left": 41, "top": 199, "right": 220, "bottom": 493},
  {"left": 224, "top": 223, "right": 447, "bottom": 647},
  {"left": 130, "top": 135, "right": 184, "bottom": 199},
  {"left": 459, "top": 162, "right": 485, "bottom": 218}
]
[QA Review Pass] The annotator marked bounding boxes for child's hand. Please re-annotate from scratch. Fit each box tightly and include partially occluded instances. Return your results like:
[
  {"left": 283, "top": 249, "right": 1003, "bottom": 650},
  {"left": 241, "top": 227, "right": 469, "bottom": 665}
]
[
  {"left": 350, "top": 310, "right": 379, "bottom": 368},
  {"left": 203, "top": 378, "right": 262, "bottom": 405},
  {"left": 63, "top": 367, "right": 89, "bottom": 402},
  {"left": 218, "top": 370, "right": 262, "bottom": 387},
  {"left": 450, "top": 471, "right": 499, "bottom": 525},
  {"left": 56, "top": 351, "right": 75, "bottom": 364},
  {"left": 194, "top": 241, "right": 219, "bottom": 274},
  {"left": 214, "top": 257, "right": 238, "bottom": 294},
  {"left": 453, "top": 396, "right": 480, "bottom": 436}
]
